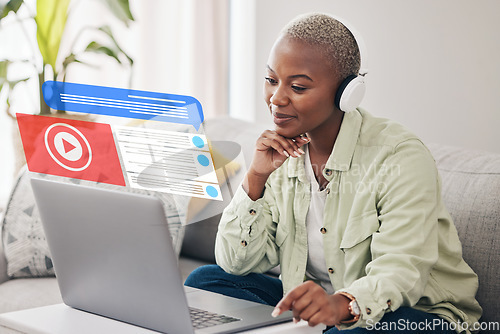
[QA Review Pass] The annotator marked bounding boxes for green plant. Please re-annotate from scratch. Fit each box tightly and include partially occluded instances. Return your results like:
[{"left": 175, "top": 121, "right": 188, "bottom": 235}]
[{"left": 0, "top": 0, "right": 134, "bottom": 117}]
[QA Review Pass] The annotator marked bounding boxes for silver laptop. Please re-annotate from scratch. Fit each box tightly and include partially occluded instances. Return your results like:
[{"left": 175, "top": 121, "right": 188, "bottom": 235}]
[{"left": 30, "top": 177, "right": 292, "bottom": 334}]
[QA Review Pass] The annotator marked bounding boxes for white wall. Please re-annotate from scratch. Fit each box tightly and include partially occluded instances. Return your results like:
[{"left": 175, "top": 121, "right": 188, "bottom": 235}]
[{"left": 231, "top": 0, "right": 500, "bottom": 153}]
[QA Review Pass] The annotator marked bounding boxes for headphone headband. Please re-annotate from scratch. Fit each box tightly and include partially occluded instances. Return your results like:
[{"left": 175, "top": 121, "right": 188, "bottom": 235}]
[
  {"left": 329, "top": 14, "right": 368, "bottom": 76},
  {"left": 328, "top": 14, "right": 368, "bottom": 112}
]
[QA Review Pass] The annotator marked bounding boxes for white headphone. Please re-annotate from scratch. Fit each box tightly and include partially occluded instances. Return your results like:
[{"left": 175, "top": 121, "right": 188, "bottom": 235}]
[{"left": 331, "top": 16, "right": 368, "bottom": 113}]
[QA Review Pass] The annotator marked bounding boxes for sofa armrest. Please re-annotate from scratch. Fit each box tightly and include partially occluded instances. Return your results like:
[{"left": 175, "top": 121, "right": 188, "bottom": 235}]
[
  {"left": 0, "top": 213, "right": 9, "bottom": 284},
  {"left": 0, "top": 251, "right": 8, "bottom": 284}
]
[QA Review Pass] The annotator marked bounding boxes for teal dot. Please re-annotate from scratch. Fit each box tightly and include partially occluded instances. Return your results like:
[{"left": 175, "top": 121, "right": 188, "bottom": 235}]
[
  {"left": 206, "top": 186, "right": 218, "bottom": 198},
  {"left": 192, "top": 136, "right": 205, "bottom": 148},
  {"left": 197, "top": 155, "right": 210, "bottom": 166}
]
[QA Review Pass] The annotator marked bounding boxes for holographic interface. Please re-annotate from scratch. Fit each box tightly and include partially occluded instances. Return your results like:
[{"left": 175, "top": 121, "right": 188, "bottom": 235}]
[{"left": 17, "top": 81, "right": 222, "bottom": 201}]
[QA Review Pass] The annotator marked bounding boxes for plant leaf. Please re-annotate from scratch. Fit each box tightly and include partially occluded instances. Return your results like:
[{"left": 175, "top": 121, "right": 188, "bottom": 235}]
[
  {"left": 0, "top": 59, "right": 31, "bottom": 83},
  {"left": 35, "top": 0, "right": 71, "bottom": 71},
  {"left": 8, "top": 76, "right": 30, "bottom": 87},
  {"left": 0, "top": 0, "right": 24, "bottom": 20},
  {"left": 61, "top": 53, "right": 93, "bottom": 77},
  {"left": 0, "top": 60, "right": 9, "bottom": 80},
  {"left": 101, "top": 0, "right": 134, "bottom": 27},
  {"left": 0, "top": 60, "right": 29, "bottom": 108},
  {"left": 97, "top": 25, "right": 133, "bottom": 65},
  {"left": 62, "top": 53, "right": 77, "bottom": 68},
  {"left": 85, "top": 41, "right": 122, "bottom": 64}
]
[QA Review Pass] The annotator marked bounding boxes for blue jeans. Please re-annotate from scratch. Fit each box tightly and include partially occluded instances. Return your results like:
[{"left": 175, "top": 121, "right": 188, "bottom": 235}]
[
  {"left": 184, "top": 265, "right": 455, "bottom": 334},
  {"left": 184, "top": 264, "right": 283, "bottom": 305}
]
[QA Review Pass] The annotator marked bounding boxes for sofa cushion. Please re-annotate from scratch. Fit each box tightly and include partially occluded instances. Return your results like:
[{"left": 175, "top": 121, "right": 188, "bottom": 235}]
[
  {"left": 1, "top": 168, "right": 186, "bottom": 278},
  {"left": 0, "top": 277, "right": 62, "bottom": 314},
  {"left": 428, "top": 144, "right": 500, "bottom": 325},
  {"left": 1, "top": 170, "right": 55, "bottom": 278}
]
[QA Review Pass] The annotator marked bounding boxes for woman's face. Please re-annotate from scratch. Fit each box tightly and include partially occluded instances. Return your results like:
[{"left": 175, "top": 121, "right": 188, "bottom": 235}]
[{"left": 264, "top": 34, "right": 342, "bottom": 139}]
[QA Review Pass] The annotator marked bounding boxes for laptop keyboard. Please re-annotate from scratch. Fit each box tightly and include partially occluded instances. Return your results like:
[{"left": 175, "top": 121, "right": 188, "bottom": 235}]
[{"left": 189, "top": 307, "right": 241, "bottom": 329}]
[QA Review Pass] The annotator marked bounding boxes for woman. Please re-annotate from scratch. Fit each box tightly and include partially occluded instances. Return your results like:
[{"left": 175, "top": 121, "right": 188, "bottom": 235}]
[{"left": 185, "top": 13, "right": 482, "bottom": 333}]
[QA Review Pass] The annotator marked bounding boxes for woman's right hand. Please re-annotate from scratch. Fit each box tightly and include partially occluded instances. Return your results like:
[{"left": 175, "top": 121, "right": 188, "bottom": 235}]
[
  {"left": 251, "top": 130, "right": 309, "bottom": 176},
  {"left": 243, "top": 130, "right": 309, "bottom": 200}
]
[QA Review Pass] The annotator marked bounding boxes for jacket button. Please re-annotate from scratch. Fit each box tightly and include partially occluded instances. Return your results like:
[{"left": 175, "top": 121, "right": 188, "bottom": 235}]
[
  {"left": 326, "top": 188, "right": 330, "bottom": 194},
  {"left": 249, "top": 209, "right": 256, "bottom": 215},
  {"left": 241, "top": 240, "right": 248, "bottom": 246},
  {"left": 387, "top": 299, "right": 392, "bottom": 306},
  {"left": 328, "top": 267, "right": 334, "bottom": 274},
  {"left": 320, "top": 227, "right": 327, "bottom": 234},
  {"left": 366, "top": 308, "right": 372, "bottom": 315},
  {"left": 325, "top": 169, "right": 333, "bottom": 176}
]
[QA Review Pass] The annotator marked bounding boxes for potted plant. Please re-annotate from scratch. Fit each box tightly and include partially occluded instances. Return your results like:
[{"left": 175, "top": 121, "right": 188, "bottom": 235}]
[
  {"left": 0, "top": 0, "right": 134, "bottom": 117},
  {"left": 0, "top": 0, "right": 135, "bottom": 174}
]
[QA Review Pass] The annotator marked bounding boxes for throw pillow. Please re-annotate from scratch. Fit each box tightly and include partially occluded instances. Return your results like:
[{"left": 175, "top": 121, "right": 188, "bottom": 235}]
[{"left": 1, "top": 167, "right": 186, "bottom": 278}]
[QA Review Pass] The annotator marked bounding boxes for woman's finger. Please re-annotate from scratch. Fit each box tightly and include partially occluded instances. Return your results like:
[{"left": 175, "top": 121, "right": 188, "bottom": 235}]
[
  {"left": 259, "top": 132, "right": 303, "bottom": 157},
  {"left": 257, "top": 137, "right": 291, "bottom": 157},
  {"left": 294, "top": 134, "right": 310, "bottom": 148}
]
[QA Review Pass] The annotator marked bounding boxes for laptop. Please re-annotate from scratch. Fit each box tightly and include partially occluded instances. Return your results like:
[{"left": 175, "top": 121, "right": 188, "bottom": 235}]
[{"left": 30, "top": 177, "right": 292, "bottom": 334}]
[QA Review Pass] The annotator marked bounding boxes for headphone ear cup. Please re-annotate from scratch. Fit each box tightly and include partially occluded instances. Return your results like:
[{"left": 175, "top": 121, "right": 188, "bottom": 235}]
[{"left": 334, "top": 75, "right": 366, "bottom": 113}]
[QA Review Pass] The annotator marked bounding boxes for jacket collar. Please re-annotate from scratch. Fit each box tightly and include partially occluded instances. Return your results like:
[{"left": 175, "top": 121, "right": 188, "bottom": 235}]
[{"left": 287, "top": 109, "right": 362, "bottom": 182}]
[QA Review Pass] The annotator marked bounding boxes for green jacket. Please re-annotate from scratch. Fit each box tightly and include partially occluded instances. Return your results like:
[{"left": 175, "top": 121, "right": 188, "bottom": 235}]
[{"left": 215, "top": 109, "right": 482, "bottom": 332}]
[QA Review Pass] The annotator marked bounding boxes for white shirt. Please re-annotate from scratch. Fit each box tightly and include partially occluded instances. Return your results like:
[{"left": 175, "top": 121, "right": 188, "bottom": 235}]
[{"left": 304, "top": 145, "right": 334, "bottom": 294}]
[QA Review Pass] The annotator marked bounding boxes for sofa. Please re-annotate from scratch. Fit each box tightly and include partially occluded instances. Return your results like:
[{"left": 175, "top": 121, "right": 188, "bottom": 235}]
[{"left": 1, "top": 116, "right": 499, "bottom": 332}]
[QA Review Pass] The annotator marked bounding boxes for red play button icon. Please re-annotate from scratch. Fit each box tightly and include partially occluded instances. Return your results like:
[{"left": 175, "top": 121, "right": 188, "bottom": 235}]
[
  {"left": 16, "top": 113, "right": 126, "bottom": 186},
  {"left": 45, "top": 124, "right": 91, "bottom": 171}
]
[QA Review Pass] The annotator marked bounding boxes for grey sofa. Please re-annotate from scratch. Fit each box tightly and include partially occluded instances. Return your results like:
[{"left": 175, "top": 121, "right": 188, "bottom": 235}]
[{"left": 1, "top": 116, "right": 499, "bottom": 332}]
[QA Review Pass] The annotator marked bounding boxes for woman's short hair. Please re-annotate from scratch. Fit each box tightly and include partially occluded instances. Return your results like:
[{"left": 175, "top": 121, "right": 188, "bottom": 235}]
[{"left": 281, "top": 13, "right": 361, "bottom": 80}]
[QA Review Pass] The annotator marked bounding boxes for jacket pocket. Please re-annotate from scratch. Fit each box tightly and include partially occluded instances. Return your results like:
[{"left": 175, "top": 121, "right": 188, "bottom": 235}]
[{"left": 340, "top": 210, "right": 380, "bottom": 250}]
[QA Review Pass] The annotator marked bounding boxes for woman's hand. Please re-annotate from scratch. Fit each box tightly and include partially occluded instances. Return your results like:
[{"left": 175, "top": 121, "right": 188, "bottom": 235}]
[
  {"left": 271, "top": 281, "right": 351, "bottom": 327},
  {"left": 242, "top": 130, "right": 309, "bottom": 200},
  {"left": 243, "top": 130, "right": 309, "bottom": 199},
  {"left": 250, "top": 130, "right": 309, "bottom": 177}
]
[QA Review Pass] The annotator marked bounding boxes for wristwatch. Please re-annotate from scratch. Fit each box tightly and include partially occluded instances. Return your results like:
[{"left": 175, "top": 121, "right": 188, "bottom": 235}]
[{"left": 336, "top": 292, "right": 361, "bottom": 324}]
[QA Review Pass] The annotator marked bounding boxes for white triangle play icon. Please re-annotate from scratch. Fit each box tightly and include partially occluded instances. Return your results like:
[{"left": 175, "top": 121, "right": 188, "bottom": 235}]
[
  {"left": 54, "top": 132, "right": 83, "bottom": 161},
  {"left": 62, "top": 138, "right": 77, "bottom": 154}
]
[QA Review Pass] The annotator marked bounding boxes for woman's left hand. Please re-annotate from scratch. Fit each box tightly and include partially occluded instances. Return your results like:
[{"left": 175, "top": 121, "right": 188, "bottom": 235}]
[{"left": 272, "top": 281, "right": 351, "bottom": 327}]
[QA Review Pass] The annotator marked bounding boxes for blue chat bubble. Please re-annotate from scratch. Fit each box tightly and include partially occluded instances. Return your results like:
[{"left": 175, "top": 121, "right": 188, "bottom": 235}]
[{"left": 42, "top": 81, "right": 204, "bottom": 130}]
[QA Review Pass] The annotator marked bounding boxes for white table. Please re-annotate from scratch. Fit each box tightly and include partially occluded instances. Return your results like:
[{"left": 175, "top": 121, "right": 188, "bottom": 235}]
[{"left": 0, "top": 304, "right": 322, "bottom": 334}]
